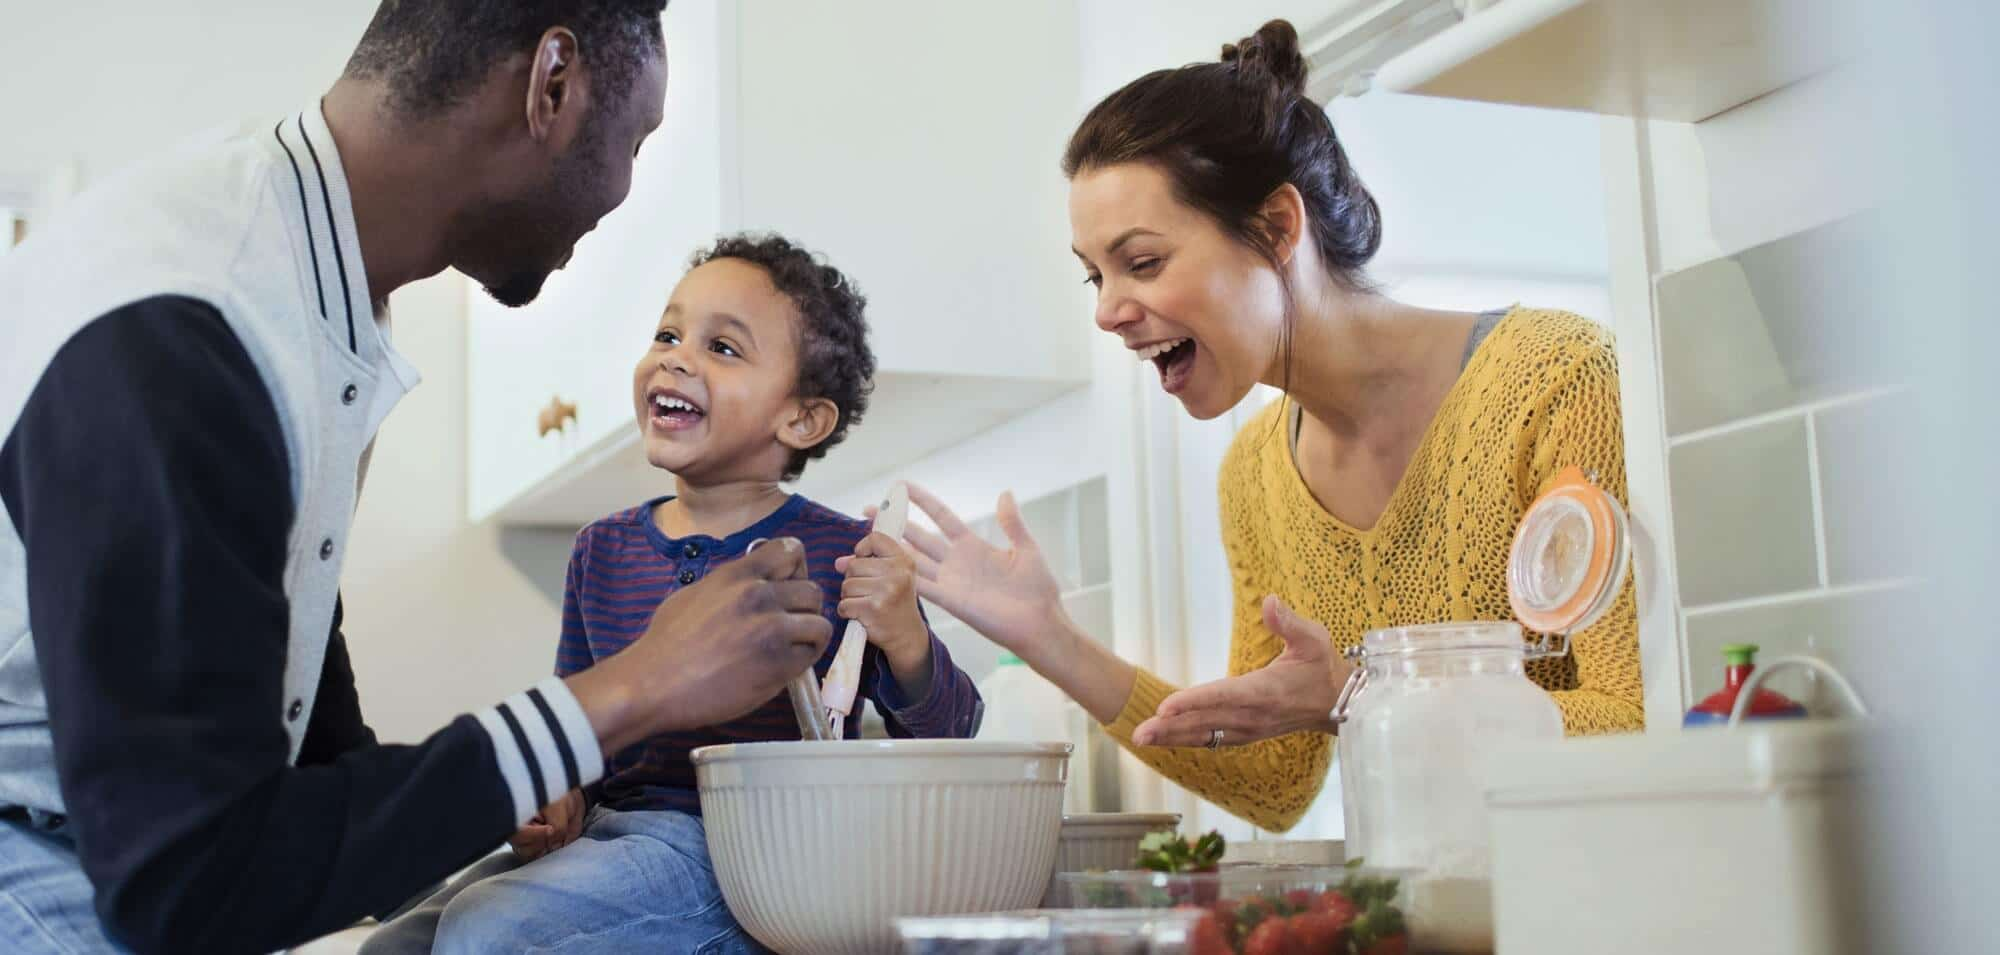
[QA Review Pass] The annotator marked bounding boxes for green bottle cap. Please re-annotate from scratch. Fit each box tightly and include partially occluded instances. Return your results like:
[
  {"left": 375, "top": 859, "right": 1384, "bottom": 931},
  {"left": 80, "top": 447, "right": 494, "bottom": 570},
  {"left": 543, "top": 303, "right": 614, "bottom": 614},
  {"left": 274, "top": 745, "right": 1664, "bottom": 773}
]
[{"left": 1721, "top": 643, "right": 1760, "bottom": 666}]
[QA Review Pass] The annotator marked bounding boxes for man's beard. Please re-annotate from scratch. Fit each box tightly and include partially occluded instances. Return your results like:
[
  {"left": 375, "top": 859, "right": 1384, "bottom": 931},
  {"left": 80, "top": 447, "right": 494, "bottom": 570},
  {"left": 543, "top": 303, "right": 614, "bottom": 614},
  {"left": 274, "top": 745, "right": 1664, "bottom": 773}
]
[
  {"left": 466, "top": 149, "right": 600, "bottom": 308},
  {"left": 483, "top": 266, "right": 553, "bottom": 308}
]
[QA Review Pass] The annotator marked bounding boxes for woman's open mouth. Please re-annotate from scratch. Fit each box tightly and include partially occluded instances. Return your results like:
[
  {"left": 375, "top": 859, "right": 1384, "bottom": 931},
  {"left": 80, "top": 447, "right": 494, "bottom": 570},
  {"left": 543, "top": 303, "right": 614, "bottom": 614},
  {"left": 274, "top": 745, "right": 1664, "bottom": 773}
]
[
  {"left": 1136, "top": 338, "right": 1198, "bottom": 395},
  {"left": 648, "top": 389, "right": 707, "bottom": 432}
]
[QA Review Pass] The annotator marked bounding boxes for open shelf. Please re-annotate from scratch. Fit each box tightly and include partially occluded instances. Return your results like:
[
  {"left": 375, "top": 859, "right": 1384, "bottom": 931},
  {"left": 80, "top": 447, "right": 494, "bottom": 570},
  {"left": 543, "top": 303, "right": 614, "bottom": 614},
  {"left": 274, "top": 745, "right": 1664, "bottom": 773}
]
[{"left": 1372, "top": 0, "right": 1860, "bottom": 122}]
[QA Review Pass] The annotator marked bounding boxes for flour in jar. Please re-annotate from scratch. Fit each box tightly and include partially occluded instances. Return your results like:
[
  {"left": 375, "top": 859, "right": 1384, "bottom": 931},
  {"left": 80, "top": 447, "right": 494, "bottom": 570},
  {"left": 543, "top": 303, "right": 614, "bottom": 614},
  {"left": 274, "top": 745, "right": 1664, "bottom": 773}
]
[{"left": 1405, "top": 875, "right": 1496, "bottom": 955}]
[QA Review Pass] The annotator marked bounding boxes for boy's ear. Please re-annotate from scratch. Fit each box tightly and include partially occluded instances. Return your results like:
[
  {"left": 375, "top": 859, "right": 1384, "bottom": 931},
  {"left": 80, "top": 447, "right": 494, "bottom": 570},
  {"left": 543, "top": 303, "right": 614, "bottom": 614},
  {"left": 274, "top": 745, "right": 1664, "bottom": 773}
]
[{"left": 775, "top": 397, "right": 840, "bottom": 452}]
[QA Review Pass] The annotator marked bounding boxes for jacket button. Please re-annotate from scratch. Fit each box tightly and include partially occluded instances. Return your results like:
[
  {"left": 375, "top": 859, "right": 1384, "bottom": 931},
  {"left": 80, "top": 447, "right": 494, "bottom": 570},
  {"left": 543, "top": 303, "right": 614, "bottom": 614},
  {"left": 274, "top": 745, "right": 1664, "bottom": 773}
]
[
  {"left": 678, "top": 569, "right": 697, "bottom": 585},
  {"left": 341, "top": 383, "right": 358, "bottom": 405},
  {"left": 319, "top": 538, "right": 335, "bottom": 560},
  {"left": 683, "top": 543, "right": 701, "bottom": 558},
  {"left": 287, "top": 699, "right": 304, "bottom": 722}
]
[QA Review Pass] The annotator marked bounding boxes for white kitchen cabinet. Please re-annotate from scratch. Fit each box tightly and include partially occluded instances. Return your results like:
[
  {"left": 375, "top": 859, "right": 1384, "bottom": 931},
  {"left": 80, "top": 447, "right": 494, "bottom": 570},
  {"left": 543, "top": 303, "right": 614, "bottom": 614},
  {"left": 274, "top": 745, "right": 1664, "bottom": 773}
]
[{"left": 469, "top": 0, "right": 1091, "bottom": 524}]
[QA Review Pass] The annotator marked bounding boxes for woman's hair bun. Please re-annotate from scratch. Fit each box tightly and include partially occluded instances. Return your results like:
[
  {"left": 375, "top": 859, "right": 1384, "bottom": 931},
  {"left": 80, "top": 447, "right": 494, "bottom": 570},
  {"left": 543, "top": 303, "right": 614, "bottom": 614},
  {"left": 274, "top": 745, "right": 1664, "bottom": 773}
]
[{"left": 1220, "top": 19, "right": 1309, "bottom": 98}]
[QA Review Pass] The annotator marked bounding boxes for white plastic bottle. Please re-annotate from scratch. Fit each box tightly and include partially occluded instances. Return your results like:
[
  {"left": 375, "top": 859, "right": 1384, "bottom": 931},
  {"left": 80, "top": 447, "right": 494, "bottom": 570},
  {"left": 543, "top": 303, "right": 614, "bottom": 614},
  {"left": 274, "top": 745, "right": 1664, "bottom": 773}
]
[{"left": 977, "top": 652, "right": 1094, "bottom": 813}]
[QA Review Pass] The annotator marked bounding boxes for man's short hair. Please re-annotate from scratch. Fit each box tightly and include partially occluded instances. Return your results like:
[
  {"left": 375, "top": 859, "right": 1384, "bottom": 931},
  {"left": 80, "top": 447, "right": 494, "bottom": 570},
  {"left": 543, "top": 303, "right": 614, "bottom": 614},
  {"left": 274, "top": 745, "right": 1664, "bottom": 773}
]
[{"left": 344, "top": 0, "right": 668, "bottom": 118}]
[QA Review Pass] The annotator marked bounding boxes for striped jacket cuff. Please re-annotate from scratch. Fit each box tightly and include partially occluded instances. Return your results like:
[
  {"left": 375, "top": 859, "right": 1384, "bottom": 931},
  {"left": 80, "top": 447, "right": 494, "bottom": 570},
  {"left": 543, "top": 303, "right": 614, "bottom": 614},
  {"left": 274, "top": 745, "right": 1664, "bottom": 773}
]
[{"left": 473, "top": 677, "right": 606, "bottom": 825}]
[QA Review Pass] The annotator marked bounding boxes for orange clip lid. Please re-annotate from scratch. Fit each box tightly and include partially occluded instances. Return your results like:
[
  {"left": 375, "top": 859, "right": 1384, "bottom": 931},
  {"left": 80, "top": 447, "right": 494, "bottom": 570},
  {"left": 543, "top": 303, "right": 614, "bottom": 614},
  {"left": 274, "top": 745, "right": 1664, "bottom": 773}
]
[{"left": 1508, "top": 466, "right": 1631, "bottom": 642}]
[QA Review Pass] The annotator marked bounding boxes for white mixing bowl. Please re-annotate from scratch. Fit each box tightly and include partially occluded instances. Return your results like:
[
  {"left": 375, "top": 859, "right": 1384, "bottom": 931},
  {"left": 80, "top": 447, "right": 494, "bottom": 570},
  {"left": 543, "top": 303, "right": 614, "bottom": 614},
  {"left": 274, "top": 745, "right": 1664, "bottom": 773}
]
[
  {"left": 1042, "top": 812, "right": 1181, "bottom": 906},
  {"left": 692, "top": 739, "right": 1071, "bottom": 955}
]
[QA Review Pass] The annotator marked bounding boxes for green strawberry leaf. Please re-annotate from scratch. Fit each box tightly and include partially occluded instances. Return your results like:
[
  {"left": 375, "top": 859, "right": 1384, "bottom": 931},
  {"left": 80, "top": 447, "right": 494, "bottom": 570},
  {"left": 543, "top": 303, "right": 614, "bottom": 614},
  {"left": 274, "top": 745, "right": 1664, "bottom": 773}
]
[{"left": 1134, "top": 829, "right": 1229, "bottom": 874}]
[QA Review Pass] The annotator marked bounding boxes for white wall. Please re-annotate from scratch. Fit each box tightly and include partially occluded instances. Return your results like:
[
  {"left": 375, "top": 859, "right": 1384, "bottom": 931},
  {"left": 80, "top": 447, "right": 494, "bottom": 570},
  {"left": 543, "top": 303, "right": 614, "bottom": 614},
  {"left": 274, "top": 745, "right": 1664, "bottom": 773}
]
[
  {"left": 1331, "top": 91, "right": 1610, "bottom": 281},
  {"left": 0, "top": 1, "right": 376, "bottom": 186},
  {"left": 346, "top": 276, "right": 571, "bottom": 743},
  {"left": 0, "top": 0, "right": 564, "bottom": 744},
  {"left": 734, "top": 0, "right": 1090, "bottom": 384},
  {"left": 1857, "top": 2, "right": 2000, "bottom": 948}
]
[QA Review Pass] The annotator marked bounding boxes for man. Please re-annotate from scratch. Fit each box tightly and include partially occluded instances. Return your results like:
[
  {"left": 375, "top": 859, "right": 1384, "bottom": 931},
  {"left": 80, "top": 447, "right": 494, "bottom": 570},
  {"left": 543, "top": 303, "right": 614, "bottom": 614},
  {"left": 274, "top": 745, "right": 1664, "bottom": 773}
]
[{"left": 0, "top": 2, "right": 831, "bottom": 952}]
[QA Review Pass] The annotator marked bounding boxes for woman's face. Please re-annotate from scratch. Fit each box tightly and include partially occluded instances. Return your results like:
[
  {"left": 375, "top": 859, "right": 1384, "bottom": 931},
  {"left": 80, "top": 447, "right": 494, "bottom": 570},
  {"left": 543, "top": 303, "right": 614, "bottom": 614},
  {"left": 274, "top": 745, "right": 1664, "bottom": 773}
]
[{"left": 1070, "top": 162, "right": 1290, "bottom": 420}]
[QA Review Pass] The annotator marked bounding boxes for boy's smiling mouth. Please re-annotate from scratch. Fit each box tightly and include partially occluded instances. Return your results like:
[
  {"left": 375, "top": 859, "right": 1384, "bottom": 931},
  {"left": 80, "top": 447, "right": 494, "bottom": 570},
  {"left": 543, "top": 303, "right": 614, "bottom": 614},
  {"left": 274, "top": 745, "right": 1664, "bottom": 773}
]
[{"left": 647, "top": 387, "right": 707, "bottom": 432}]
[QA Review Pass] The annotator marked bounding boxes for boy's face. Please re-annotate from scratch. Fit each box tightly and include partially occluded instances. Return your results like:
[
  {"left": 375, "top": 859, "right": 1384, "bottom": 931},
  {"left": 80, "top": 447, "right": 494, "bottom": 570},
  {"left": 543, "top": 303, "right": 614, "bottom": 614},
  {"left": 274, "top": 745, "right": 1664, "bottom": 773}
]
[{"left": 632, "top": 258, "right": 835, "bottom": 482}]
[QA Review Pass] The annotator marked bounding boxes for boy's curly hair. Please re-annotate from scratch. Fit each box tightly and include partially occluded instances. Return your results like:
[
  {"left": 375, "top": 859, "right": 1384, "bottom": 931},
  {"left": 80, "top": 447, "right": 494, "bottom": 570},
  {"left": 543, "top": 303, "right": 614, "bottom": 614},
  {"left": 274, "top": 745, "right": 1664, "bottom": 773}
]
[{"left": 690, "top": 234, "right": 874, "bottom": 481}]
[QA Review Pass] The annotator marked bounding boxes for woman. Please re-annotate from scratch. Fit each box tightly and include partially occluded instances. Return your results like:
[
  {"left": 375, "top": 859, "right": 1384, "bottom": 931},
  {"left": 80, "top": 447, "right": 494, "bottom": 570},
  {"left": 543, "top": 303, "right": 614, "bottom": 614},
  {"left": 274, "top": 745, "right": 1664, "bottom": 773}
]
[{"left": 896, "top": 20, "right": 1644, "bottom": 832}]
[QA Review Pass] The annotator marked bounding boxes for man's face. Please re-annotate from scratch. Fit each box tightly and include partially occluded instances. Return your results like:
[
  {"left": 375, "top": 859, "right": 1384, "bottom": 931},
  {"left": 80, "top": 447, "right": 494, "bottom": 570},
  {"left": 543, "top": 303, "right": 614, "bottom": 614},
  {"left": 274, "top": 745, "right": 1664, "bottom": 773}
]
[{"left": 459, "top": 47, "right": 668, "bottom": 307}]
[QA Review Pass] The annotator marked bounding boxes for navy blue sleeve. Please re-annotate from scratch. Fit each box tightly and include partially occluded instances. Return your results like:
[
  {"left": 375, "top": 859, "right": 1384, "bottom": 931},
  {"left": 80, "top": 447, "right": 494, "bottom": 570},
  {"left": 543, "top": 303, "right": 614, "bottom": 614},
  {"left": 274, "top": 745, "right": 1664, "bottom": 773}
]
[
  {"left": 0, "top": 297, "right": 516, "bottom": 954},
  {"left": 864, "top": 604, "right": 984, "bottom": 740},
  {"left": 296, "top": 595, "right": 377, "bottom": 766}
]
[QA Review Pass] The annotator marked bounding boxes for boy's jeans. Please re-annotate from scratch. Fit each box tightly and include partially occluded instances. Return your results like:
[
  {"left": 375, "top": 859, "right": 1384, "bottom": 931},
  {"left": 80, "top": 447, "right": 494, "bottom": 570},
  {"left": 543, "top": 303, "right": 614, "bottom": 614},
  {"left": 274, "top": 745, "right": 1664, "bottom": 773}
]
[
  {"left": 0, "top": 811, "right": 127, "bottom": 954},
  {"left": 363, "top": 806, "right": 766, "bottom": 955}
]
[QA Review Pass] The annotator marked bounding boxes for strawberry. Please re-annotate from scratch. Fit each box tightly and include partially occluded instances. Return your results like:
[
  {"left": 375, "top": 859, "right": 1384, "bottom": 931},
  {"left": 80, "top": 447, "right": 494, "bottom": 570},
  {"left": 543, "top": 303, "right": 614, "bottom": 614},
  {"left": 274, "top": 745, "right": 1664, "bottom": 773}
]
[
  {"left": 1284, "top": 889, "right": 1317, "bottom": 911},
  {"left": 1346, "top": 898, "right": 1409, "bottom": 955},
  {"left": 1334, "top": 864, "right": 1400, "bottom": 910},
  {"left": 1187, "top": 911, "right": 1234, "bottom": 955},
  {"left": 1287, "top": 912, "right": 1343, "bottom": 954},
  {"left": 1208, "top": 897, "right": 1241, "bottom": 937},
  {"left": 1191, "top": 879, "right": 1222, "bottom": 906},
  {"left": 1309, "top": 890, "right": 1359, "bottom": 930},
  {"left": 1242, "top": 918, "right": 1293, "bottom": 955},
  {"left": 1235, "top": 896, "right": 1275, "bottom": 931},
  {"left": 1361, "top": 933, "right": 1409, "bottom": 955},
  {"left": 1166, "top": 879, "right": 1220, "bottom": 906}
]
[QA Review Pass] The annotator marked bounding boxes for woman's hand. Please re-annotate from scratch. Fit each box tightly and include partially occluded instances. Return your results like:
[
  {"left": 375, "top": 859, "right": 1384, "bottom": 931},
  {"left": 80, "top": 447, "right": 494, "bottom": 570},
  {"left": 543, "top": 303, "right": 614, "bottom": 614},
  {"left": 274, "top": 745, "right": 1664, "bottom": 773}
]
[
  {"left": 898, "top": 483, "right": 1068, "bottom": 659},
  {"left": 1132, "top": 596, "right": 1354, "bottom": 748}
]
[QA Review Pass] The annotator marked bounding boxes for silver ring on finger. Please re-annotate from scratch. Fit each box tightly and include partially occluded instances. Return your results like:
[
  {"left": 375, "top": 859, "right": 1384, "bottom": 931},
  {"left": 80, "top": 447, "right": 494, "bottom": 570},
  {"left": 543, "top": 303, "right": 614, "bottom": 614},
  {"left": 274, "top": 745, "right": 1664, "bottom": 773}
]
[{"left": 1205, "top": 728, "right": 1225, "bottom": 750}]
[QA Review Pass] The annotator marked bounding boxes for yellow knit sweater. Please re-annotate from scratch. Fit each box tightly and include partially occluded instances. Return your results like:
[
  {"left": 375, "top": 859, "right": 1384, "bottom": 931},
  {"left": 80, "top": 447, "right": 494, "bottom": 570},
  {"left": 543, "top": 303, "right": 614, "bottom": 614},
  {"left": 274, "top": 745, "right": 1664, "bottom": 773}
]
[{"left": 1103, "top": 307, "right": 1645, "bottom": 832}]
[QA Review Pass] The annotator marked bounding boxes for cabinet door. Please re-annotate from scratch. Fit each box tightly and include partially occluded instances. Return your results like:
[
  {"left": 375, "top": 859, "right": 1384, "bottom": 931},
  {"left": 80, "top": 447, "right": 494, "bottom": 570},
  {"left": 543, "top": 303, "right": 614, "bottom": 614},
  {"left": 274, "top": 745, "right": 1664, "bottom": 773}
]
[
  {"left": 733, "top": 0, "right": 1090, "bottom": 382},
  {"left": 467, "top": 0, "right": 733, "bottom": 520}
]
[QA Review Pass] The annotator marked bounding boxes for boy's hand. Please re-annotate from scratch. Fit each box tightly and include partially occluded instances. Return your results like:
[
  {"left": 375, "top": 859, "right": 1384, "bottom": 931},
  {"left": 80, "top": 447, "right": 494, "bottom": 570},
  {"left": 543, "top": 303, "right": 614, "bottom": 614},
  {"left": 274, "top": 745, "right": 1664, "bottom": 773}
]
[
  {"left": 835, "top": 532, "right": 934, "bottom": 695},
  {"left": 508, "top": 789, "right": 585, "bottom": 862}
]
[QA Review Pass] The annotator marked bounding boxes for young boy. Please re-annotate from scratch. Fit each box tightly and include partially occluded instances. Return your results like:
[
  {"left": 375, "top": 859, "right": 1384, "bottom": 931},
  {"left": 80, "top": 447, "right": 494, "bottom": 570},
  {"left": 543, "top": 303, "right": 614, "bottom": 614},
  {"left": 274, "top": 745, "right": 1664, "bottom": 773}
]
[{"left": 363, "top": 235, "right": 983, "bottom": 955}]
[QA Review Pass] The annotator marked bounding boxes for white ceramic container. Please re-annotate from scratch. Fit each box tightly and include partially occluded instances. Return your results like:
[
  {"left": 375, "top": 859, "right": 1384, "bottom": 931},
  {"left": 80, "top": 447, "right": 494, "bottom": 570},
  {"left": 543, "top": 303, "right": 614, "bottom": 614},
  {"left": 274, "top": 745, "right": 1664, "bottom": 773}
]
[{"left": 692, "top": 739, "right": 1071, "bottom": 955}]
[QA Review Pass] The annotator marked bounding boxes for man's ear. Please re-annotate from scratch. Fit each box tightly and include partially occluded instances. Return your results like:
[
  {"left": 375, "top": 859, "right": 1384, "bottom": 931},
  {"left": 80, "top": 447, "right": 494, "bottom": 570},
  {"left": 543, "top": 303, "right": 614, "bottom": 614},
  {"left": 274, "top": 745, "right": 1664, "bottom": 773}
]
[
  {"left": 524, "top": 27, "right": 583, "bottom": 144},
  {"left": 776, "top": 397, "right": 840, "bottom": 452}
]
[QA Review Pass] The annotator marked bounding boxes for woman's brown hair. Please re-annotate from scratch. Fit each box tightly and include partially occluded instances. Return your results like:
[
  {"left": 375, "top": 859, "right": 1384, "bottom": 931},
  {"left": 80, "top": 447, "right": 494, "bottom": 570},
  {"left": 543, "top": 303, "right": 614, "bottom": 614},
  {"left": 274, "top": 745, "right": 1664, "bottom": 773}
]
[{"left": 1063, "top": 19, "right": 1382, "bottom": 290}]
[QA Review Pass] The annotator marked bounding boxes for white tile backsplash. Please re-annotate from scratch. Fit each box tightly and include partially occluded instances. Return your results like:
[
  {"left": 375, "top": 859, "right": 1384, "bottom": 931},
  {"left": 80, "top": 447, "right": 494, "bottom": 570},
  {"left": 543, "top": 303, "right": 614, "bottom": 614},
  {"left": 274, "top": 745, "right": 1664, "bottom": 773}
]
[
  {"left": 1658, "top": 216, "right": 1911, "bottom": 707},
  {"left": 1656, "top": 214, "right": 1890, "bottom": 437},
  {"left": 1669, "top": 417, "right": 1820, "bottom": 606},
  {"left": 1815, "top": 392, "right": 1923, "bottom": 585},
  {"left": 1682, "top": 583, "right": 1904, "bottom": 716}
]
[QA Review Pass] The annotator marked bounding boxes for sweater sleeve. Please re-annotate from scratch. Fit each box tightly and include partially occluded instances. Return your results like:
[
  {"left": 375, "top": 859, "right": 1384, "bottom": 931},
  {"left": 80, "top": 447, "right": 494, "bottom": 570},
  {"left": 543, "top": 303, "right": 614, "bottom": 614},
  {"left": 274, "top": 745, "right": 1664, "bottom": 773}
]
[
  {"left": 866, "top": 604, "right": 984, "bottom": 740},
  {"left": 0, "top": 298, "right": 603, "bottom": 954},
  {"left": 1524, "top": 337, "right": 1647, "bottom": 734},
  {"left": 1099, "top": 444, "right": 1333, "bottom": 833}
]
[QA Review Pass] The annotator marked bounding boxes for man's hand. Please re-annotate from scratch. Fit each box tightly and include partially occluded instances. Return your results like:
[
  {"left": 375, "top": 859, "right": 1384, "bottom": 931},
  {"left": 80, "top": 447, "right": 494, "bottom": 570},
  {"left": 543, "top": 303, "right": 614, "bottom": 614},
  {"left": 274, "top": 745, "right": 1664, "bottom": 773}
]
[
  {"left": 566, "top": 537, "right": 834, "bottom": 754},
  {"left": 507, "top": 789, "right": 585, "bottom": 862}
]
